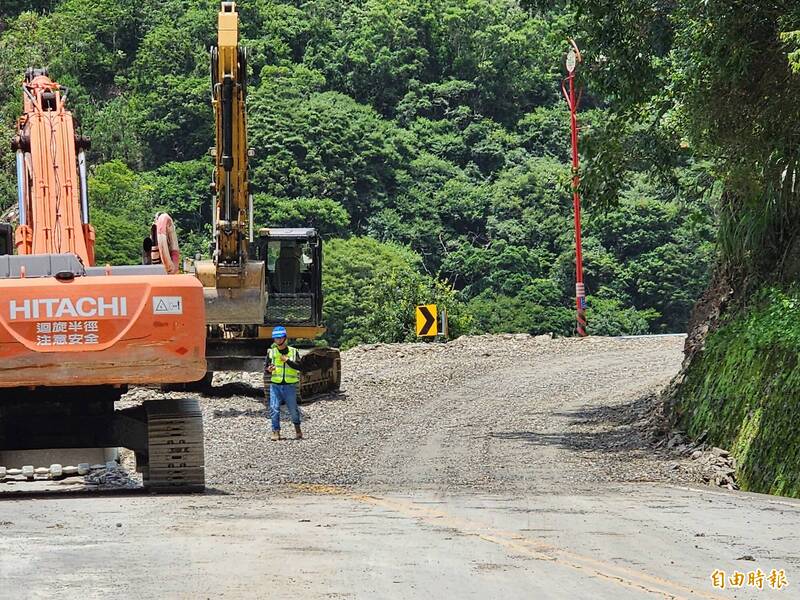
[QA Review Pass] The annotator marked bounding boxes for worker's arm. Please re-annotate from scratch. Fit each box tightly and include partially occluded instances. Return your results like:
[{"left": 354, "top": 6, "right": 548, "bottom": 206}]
[
  {"left": 284, "top": 349, "right": 304, "bottom": 372},
  {"left": 286, "top": 358, "right": 303, "bottom": 372}
]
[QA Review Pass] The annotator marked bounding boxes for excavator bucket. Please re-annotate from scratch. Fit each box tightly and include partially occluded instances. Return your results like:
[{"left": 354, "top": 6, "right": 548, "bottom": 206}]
[
  {"left": 195, "top": 259, "right": 266, "bottom": 325},
  {"left": 0, "top": 259, "right": 206, "bottom": 388}
]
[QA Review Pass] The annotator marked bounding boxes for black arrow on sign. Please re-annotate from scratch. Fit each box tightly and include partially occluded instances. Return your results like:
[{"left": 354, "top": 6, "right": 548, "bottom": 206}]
[{"left": 418, "top": 305, "right": 436, "bottom": 336}]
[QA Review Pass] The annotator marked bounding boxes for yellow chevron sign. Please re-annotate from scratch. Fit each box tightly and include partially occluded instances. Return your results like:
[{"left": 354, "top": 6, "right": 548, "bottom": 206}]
[{"left": 415, "top": 304, "right": 438, "bottom": 337}]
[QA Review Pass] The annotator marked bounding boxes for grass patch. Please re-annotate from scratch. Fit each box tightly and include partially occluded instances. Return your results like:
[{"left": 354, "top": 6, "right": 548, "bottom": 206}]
[{"left": 677, "top": 287, "right": 800, "bottom": 497}]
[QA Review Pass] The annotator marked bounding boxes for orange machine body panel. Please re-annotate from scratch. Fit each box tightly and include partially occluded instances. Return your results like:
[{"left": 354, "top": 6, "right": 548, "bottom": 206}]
[{"left": 0, "top": 273, "right": 206, "bottom": 387}]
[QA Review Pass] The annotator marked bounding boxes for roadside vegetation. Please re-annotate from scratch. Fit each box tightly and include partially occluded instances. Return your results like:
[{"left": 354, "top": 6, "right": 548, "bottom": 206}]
[
  {"left": 676, "top": 288, "right": 800, "bottom": 497},
  {"left": 576, "top": 0, "right": 800, "bottom": 496}
]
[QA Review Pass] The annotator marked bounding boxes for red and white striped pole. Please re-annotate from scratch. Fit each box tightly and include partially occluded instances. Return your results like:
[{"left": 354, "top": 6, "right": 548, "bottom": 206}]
[{"left": 562, "top": 39, "right": 587, "bottom": 337}]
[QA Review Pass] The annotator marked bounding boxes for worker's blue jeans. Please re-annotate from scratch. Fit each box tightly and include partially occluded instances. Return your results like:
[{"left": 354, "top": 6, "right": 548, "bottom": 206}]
[{"left": 269, "top": 384, "right": 300, "bottom": 431}]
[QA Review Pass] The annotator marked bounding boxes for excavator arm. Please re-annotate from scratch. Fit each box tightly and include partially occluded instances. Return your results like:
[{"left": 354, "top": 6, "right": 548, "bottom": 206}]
[
  {"left": 11, "top": 69, "right": 95, "bottom": 265},
  {"left": 195, "top": 1, "right": 266, "bottom": 324}
]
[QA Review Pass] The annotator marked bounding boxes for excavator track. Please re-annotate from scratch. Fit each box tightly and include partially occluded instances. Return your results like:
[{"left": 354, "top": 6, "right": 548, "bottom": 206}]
[
  {"left": 298, "top": 348, "right": 342, "bottom": 401},
  {"left": 143, "top": 399, "right": 205, "bottom": 493}
]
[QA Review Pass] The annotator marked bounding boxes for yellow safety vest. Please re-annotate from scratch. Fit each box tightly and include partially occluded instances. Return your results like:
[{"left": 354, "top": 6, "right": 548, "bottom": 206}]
[{"left": 268, "top": 345, "right": 300, "bottom": 385}]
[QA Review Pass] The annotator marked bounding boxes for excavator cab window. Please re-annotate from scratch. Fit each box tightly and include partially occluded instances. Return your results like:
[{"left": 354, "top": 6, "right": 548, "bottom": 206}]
[
  {"left": 257, "top": 230, "right": 323, "bottom": 326},
  {"left": 265, "top": 241, "right": 281, "bottom": 273},
  {"left": 300, "top": 243, "right": 313, "bottom": 270},
  {"left": 273, "top": 243, "right": 302, "bottom": 294},
  {"left": 266, "top": 240, "right": 315, "bottom": 295}
]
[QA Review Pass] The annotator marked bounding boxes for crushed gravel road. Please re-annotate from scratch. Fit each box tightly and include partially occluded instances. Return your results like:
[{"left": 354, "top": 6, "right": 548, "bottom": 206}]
[{"left": 122, "top": 333, "right": 701, "bottom": 494}]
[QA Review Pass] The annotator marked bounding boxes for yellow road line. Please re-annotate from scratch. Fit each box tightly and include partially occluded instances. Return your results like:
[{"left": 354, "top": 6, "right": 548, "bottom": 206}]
[{"left": 293, "top": 484, "right": 727, "bottom": 600}]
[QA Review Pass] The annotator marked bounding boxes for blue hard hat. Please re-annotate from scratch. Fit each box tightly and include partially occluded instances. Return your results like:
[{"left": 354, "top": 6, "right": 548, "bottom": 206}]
[{"left": 272, "top": 326, "right": 287, "bottom": 339}]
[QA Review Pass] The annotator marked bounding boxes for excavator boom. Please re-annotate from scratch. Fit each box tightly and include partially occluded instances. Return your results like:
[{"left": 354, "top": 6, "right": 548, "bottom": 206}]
[
  {"left": 12, "top": 69, "right": 95, "bottom": 264},
  {"left": 195, "top": 1, "right": 266, "bottom": 324}
]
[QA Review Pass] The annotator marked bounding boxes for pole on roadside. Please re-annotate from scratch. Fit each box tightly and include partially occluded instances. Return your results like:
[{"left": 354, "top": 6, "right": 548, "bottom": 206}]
[{"left": 561, "top": 39, "right": 587, "bottom": 337}]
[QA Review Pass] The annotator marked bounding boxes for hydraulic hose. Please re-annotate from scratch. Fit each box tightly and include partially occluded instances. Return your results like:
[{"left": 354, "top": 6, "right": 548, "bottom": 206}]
[
  {"left": 15, "top": 150, "right": 26, "bottom": 225},
  {"left": 221, "top": 75, "right": 234, "bottom": 222},
  {"left": 78, "top": 151, "right": 89, "bottom": 224}
]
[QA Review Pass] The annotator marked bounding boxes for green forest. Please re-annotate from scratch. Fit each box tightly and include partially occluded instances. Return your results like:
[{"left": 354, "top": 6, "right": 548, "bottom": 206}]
[{"left": 0, "top": 0, "right": 716, "bottom": 348}]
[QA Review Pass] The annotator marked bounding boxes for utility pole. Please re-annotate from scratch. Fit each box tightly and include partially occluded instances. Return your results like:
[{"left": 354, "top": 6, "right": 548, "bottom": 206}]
[{"left": 562, "top": 39, "right": 587, "bottom": 337}]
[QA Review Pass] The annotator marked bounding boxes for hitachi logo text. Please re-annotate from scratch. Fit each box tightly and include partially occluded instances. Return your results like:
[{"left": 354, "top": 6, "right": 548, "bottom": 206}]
[{"left": 9, "top": 297, "right": 128, "bottom": 320}]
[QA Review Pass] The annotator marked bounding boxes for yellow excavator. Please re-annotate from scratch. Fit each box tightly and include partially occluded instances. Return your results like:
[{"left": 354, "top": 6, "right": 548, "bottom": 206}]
[{"left": 193, "top": 2, "right": 340, "bottom": 399}]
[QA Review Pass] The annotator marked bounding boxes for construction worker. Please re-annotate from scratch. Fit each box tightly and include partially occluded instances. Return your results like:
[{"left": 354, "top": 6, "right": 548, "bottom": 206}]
[{"left": 265, "top": 325, "right": 303, "bottom": 441}]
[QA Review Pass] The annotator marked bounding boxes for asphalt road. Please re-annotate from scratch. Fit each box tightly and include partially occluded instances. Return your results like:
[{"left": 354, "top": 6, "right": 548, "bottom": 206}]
[{"left": 0, "top": 484, "right": 798, "bottom": 599}]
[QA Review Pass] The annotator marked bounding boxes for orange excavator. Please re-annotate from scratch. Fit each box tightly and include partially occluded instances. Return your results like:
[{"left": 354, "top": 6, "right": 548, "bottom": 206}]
[{"left": 0, "top": 69, "right": 207, "bottom": 492}]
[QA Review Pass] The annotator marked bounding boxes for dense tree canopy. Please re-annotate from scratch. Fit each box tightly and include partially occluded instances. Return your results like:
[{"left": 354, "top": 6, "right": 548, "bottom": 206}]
[
  {"left": 576, "top": 0, "right": 800, "bottom": 286},
  {"left": 0, "top": 0, "right": 718, "bottom": 345}
]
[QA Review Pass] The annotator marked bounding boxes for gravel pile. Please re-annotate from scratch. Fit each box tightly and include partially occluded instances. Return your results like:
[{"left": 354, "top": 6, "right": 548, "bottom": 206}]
[
  {"left": 120, "top": 333, "right": 715, "bottom": 495},
  {"left": 85, "top": 465, "right": 139, "bottom": 490},
  {"left": 633, "top": 386, "right": 741, "bottom": 490}
]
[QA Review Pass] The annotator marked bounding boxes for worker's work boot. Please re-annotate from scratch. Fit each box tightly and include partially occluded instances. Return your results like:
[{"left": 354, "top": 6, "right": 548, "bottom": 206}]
[
  {"left": 294, "top": 424, "right": 303, "bottom": 440},
  {"left": 271, "top": 430, "right": 281, "bottom": 441}
]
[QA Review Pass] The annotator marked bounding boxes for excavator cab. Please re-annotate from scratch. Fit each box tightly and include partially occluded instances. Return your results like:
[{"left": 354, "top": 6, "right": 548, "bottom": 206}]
[
  {"left": 205, "top": 226, "right": 340, "bottom": 399},
  {"left": 251, "top": 228, "right": 323, "bottom": 332}
]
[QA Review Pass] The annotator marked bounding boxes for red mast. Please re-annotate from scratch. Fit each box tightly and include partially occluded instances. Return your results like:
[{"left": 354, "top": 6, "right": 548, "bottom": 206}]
[{"left": 561, "top": 40, "right": 586, "bottom": 337}]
